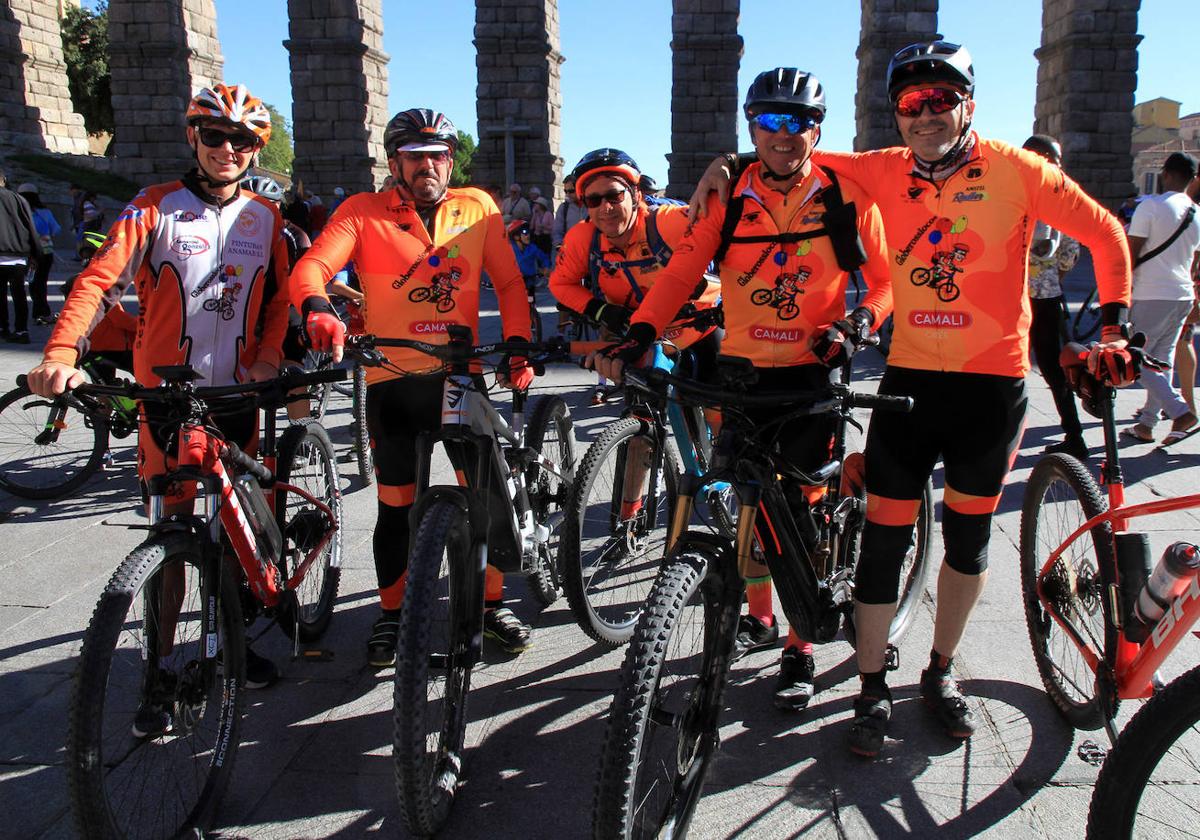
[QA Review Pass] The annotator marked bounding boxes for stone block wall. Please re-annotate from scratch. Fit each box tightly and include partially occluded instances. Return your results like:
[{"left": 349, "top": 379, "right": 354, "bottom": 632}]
[
  {"left": 474, "top": 0, "right": 563, "bottom": 201},
  {"left": 1034, "top": 0, "right": 1142, "bottom": 207},
  {"left": 286, "top": 0, "right": 390, "bottom": 198},
  {"left": 665, "top": 0, "right": 741, "bottom": 199},
  {"left": 854, "top": 0, "right": 939, "bottom": 151},
  {"left": 0, "top": 0, "right": 89, "bottom": 154},
  {"left": 107, "top": 0, "right": 223, "bottom": 182}
]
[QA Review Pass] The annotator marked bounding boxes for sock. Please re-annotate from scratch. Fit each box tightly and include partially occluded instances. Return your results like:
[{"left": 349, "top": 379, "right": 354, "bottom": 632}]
[
  {"left": 745, "top": 578, "right": 775, "bottom": 625},
  {"left": 928, "top": 649, "right": 953, "bottom": 674},
  {"left": 784, "top": 628, "right": 813, "bottom": 655},
  {"left": 860, "top": 669, "right": 889, "bottom": 695}
]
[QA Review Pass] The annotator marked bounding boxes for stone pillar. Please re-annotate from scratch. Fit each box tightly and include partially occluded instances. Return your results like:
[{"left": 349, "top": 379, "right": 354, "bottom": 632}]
[
  {"left": 1034, "top": 0, "right": 1141, "bottom": 207},
  {"left": 854, "top": 0, "right": 939, "bottom": 151},
  {"left": 285, "top": 0, "right": 390, "bottom": 198},
  {"left": 0, "top": 0, "right": 89, "bottom": 154},
  {"left": 666, "top": 0, "right": 742, "bottom": 199},
  {"left": 108, "top": 0, "right": 224, "bottom": 182},
  {"left": 474, "top": 0, "right": 563, "bottom": 200}
]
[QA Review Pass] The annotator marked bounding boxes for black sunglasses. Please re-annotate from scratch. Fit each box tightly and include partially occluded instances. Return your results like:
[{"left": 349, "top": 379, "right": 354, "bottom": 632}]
[
  {"left": 582, "top": 187, "right": 628, "bottom": 209},
  {"left": 197, "top": 127, "right": 258, "bottom": 153}
]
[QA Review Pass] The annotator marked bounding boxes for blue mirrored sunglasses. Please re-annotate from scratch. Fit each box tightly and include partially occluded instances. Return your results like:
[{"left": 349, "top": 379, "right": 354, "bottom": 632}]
[{"left": 752, "top": 112, "right": 820, "bottom": 134}]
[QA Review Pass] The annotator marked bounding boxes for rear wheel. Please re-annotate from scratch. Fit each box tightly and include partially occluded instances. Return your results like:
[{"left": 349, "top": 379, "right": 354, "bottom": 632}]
[
  {"left": 68, "top": 532, "right": 245, "bottom": 840},
  {"left": 594, "top": 549, "right": 733, "bottom": 839},
  {"left": 352, "top": 365, "right": 374, "bottom": 485},
  {"left": 394, "top": 500, "right": 476, "bottom": 836},
  {"left": 525, "top": 395, "right": 576, "bottom": 606},
  {"left": 1087, "top": 664, "right": 1200, "bottom": 839},
  {"left": 1072, "top": 288, "right": 1102, "bottom": 342},
  {"left": 1020, "top": 453, "right": 1115, "bottom": 730},
  {"left": 560, "top": 416, "right": 679, "bottom": 646},
  {"left": 0, "top": 385, "right": 108, "bottom": 499},
  {"left": 275, "top": 419, "right": 343, "bottom": 641}
]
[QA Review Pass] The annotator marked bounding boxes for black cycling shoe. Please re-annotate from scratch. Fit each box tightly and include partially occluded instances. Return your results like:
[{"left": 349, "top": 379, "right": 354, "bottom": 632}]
[
  {"left": 847, "top": 684, "right": 892, "bottom": 758},
  {"left": 131, "top": 668, "right": 177, "bottom": 738},
  {"left": 773, "top": 647, "right": 815, "bottom": 711},
  {"left": 732, "top": 614, "right": 780, "bottom": 659},
  {"left": 483, "top": 607, "right": 532, "bottom": 653},
  {"left": 244, "top": 646, "right": 279, "bottom": 689},
  {"left": 367, "top": 611, "right": 402, "bottom": 668},
  {"left": 920, "top": 666, "right": 977, "bottom": 739}
]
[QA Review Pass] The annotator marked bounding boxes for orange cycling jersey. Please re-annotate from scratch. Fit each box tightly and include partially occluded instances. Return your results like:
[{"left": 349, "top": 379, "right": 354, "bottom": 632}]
[
  {"left": 44, "top": 176, "right": 292, "bottom": 386},
  {"left": 290, "top": 187, "right": 531, "bottom": 381},
  {"left": 630, "top": 164, "right": 892, "bottom": 367},
  {"left": 814, "top": 136, "right": 1131, "bottom": 377},
  {"left": 550, "top": 203, "right": 719, "bottom": 349},
  {"left": 88, "top": 302, "right": 137, "bottom": 354}
]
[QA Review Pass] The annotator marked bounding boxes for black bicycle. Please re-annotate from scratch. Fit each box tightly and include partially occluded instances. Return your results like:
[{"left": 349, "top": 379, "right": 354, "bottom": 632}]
[{"left": 593, "top": 362, "right": 932, "bottom": 839}]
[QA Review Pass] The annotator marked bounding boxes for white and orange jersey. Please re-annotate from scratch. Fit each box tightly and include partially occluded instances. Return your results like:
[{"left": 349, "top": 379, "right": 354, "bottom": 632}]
[
  {"left": 44, "top": 174, "right": 292, "bottom": 386},
  {"left": 814, "top": 136, "right": 1131, "bottom": 377},
  {"left": 290, "top": 186, "right": 531, "bottom": 381}
]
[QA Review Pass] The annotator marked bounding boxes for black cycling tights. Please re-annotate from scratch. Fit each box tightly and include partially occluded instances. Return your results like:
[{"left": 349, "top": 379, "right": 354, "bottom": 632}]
[{"left": 855, "top": 367, "right": 1027, "bottom": 604}]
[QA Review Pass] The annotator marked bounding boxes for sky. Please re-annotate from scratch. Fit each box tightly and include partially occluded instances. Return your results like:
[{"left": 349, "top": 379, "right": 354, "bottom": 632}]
[{"left": 97, "top": 0, "right": 1200, "bottom": 188}]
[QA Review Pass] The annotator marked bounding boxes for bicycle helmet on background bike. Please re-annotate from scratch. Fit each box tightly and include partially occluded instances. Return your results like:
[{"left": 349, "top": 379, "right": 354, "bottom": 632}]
[
  {"left": 383, "top": 108, "right": 459, "bottom": 157},
  {"left": 743, "top": 68, "right": 826, "bottom": 120},
  {"left": 570, "top": 148, "right": 642, "bottom": 199},
  {"left": 242, "top": 175, "right": 285, "bottom": 203},
  {"left": 886, "top": 41, "right": 975, "bottom": 101}
]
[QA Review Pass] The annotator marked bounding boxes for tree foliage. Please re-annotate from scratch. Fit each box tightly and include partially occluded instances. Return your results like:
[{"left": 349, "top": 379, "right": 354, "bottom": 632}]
[
  {"left": 258, "top": 103, "right": 295, "bottom": 174},
  {"left": 60, "top": 1, "right": 113, "bottom": 135},
  {"left": 450, "top": 130, "right": 476, "bottom": 187}
]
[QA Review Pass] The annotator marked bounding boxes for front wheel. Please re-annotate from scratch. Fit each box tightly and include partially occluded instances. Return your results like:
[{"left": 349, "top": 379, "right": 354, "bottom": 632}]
[
  {"left": 594, "top": 549, "right": 734, "bottom": 839},
  {"left": 68, "top": 532, "right": 245, "bottom": 840},
  {"left": 1087, "top": 664, "right": 1200, "bottom": 839},
  {"left": 394, "top": 499, "right": 476, "bottom": 836},
  {"left": 525, "top": 395, "right": 577, "bottom": 607},
  {"left": 0, "top": 385, "right": 108, "bottom": 499},
  {"left": 1020, "top": 453, "right": 1116, "bottom": 730},
  {"left": 352, "top": 364, "right": 374, "bottom": 485},
  {"left": 560, "top": 416, "right": 680, "bottom": 646},
  {"left": 275, "top": 419, "right": 343, "bottom": 642}
]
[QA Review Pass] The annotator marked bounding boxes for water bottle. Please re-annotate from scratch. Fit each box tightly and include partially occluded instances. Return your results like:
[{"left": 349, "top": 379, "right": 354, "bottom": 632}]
[
  {"left": 232, "top": 474, "right": 283, "bottom": 569},
  {"left": 1130, "top": 542, "right": 1200, "bottom": 639}
]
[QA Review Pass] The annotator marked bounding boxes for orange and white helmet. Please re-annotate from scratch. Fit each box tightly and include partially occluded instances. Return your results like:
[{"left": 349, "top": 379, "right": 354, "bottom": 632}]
[{"left": 187, "top": 84, "right": 272, "bottom": 147}]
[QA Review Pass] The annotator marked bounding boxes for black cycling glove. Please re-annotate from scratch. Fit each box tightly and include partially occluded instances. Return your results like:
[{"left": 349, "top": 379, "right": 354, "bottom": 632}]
[
  {"left": 601, "top": 322, "right": 656, "bottom": 366},
  {"left": 811, "top": 307, "right": 873, "bottom": 368},
  {"left": 584, "top": 299, "right": 633, "bottom": 334}
]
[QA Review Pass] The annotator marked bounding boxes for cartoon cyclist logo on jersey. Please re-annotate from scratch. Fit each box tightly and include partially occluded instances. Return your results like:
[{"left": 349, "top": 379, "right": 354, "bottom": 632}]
[
  {"left": 909, "top": 216, "right": 970, "bottom": 302},
  {"left": 202, "top": 283, "right": 242, "bottom": 320},
  {"left": 406, "top": 246, "right": 465, "bottom": 313},
  {"left": 749, "top": 265, "right": 810, "bottom": 321}
]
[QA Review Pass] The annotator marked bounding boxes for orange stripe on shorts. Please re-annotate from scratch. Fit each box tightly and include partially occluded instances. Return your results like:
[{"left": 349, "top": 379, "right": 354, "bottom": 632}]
[
  {"left": 866, "top": 494, "right": 922, "bottom": 527},
  {"left": 377, "top": 483, "right": 416, "bottom": 507},
  {"left": 944, "top": 485, "right": 1002, "bottom": 515}
]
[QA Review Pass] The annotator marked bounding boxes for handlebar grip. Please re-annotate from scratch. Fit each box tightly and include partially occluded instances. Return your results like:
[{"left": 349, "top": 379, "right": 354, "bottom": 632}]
[
  {"left": 223, "top": 443, "right": 274, "bottom": 486},
  {"left": 849, "top": 392, "right": 914, "bottom": 413}
]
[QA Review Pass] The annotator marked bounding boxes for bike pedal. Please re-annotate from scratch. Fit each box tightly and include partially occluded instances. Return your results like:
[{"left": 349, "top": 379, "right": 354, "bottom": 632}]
[{"left": 884, "top": 644, "right": 900, "bottom": 672}]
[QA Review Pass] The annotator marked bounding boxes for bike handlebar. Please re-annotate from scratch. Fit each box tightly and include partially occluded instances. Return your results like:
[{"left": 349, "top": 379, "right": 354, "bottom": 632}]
[
  {"left": 623, "top": 365, "right": 914, "bottom": 415},
  {"left": 343, "top": 332, "right": 610, "bottom": 369}
]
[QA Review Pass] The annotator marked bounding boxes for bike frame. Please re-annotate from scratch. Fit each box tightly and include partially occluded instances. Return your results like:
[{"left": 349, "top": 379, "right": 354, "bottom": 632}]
[{"left": 1035, "top": 390, "right": 1200, "bottom": 701}]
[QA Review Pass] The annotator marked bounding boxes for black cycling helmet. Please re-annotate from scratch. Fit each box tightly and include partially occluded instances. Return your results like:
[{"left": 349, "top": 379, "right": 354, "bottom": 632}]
[
  {"left": 887, "top": 41, "right": 975, "bottom": 101},
  {"left": 570, "top": 148, "right": 642, "bottom": 198},
  {"left": 383, "top": 108, "right": 459, "bottom": 157},
  {"left": 743, "top": 68, "right": 826, "bottom": 120}
]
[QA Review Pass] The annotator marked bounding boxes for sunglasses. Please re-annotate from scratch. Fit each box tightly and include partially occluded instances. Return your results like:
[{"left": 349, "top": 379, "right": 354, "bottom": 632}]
[
  {"left": 894, "top": 88, "right": 966, "bottom": 118},
  {"left": 583, "top": 187, "right": 628, "bottom": 209},
  {"left": 751, "top": 112, "right": 821, "bottom": 135},
  {"left": 197, "top": 127, "right": 258, "bottom": 153},
  {"left": 399, "top": 150, "right": 452, "bottom": 162}
]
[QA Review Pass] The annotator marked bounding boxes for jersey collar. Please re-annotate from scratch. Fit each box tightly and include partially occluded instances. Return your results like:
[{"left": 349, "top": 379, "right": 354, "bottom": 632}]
[{"left": 182, "top": 169, "right": 244, "bottom": 208}]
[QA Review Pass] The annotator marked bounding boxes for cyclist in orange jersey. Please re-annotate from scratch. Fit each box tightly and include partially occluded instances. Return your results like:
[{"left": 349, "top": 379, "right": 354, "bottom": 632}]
[
  {"left": 685, "top": 40, "right": 1135, "bottom": 757},
  {"left": 288, "top": 108, "right": 536, "bottom": 666},
  {"left": 590, "top": 70, "right": 893, "bottom": 712},
  {"left": 27, "top": 83, "right": 294, "bottom": 697}
]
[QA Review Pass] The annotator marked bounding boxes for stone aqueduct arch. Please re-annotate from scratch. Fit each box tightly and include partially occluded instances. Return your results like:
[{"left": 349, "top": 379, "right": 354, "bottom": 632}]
[{"left": 1, "top": 0, "right": 1143, "bottom": 208}]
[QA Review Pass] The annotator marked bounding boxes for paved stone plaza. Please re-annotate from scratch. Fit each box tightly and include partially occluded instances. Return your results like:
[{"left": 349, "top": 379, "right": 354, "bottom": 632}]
[{"left": 2, "top": 270, "right": 1199, "bottom": 838}]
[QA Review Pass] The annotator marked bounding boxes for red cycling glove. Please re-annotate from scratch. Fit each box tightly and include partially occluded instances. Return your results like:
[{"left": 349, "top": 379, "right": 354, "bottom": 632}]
[{"left": 305, "top": 311, "right": 346, "bottom": 353}]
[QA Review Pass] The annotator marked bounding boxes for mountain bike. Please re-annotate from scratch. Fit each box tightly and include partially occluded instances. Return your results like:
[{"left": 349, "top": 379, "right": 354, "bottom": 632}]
[
  {"left": 59, "top": 364, "right": 346, "bottom": 840},
  {"left": 558, "top": 307, "right": 732, "bottom": 646},
  {"left": 0, "top": 355, "right": 139, "bottom": 499},
  {"left": 343, "top": 329, "right": 596, "bottom": 836},
  {"left": 1014, "top": 344, "right": 1200, "bottom": 838},
  {"left": 593, "top": 361, "right": 932, "bottom": 839}
]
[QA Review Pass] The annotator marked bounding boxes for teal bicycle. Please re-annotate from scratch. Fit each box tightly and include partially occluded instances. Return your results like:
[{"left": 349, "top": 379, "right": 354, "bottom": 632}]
[{"left": 0, "top": 356, "right": 139, "bottom": 499}]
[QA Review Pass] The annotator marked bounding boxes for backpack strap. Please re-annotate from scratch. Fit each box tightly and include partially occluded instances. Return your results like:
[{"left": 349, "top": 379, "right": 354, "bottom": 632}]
[
  {"left": 1135, "top": 204, "right": 1197, "bottom": 267},
  {"left": 587, "top": 206, "right": 678, "bottom": 305}
]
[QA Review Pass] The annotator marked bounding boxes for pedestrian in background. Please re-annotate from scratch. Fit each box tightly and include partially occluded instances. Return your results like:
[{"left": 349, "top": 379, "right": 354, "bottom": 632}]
[
  {"left": 17, "top": 183, "right": 61, "bottom": 326},
  {"left": 0, "top": 169, "right": 44, "bottom": 343},
  {"left": 530, "top": 194, "right": 554, "bottom": 256},
  {"left": 501, "top": 182, "right": 530, "bottom": 225}
]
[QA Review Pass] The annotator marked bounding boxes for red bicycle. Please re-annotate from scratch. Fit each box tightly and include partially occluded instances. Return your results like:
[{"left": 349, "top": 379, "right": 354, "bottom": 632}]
[
  {"left": 1018, "top": 345, "right": 1200, "bottom": 838},
  {"left": 58, "top": 363, "right": 347, "bottom": 840}
]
